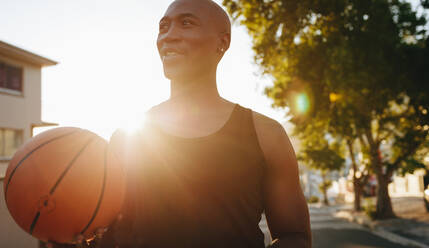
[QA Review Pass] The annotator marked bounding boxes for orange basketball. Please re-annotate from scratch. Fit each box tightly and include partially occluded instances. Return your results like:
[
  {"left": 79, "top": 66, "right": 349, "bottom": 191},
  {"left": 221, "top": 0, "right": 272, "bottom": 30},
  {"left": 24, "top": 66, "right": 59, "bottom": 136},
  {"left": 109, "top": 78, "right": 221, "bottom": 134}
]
[{"left": 3, "top": 127, "right": 126, "bottom": 244}]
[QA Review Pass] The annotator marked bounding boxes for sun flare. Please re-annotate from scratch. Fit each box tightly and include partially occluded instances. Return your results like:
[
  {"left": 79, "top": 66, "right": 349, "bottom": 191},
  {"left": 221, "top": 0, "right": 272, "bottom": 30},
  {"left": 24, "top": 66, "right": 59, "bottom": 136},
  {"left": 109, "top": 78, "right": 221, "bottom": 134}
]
[{"left": 119, "top": 113, "right": 148, "bottom": 137}]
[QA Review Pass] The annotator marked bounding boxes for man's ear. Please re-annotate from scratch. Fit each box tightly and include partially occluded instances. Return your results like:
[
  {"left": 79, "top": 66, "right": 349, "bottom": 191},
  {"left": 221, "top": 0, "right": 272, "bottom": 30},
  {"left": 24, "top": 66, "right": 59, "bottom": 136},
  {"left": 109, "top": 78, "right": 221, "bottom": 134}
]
[{"left": 218, "top": 31, "right": 231, "bottom": 53}]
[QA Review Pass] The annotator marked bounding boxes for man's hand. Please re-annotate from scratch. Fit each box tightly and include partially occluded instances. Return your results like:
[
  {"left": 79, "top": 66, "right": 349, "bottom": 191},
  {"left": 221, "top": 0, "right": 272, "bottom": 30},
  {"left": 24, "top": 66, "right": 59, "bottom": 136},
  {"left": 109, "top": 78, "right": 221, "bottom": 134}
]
[
  {"left": 43, "top": 227, "right": 106, "bottom": 248},
  {"left": 266, "top": 238, "right": 280, "bottom": 248}
]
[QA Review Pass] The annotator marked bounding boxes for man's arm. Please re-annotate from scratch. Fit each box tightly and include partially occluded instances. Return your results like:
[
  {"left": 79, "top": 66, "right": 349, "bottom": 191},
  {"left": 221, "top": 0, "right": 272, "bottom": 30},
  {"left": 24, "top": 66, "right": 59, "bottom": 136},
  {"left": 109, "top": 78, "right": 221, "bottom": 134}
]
[{"left": 253, "top": 112, "right": 312, "bottom": 248}]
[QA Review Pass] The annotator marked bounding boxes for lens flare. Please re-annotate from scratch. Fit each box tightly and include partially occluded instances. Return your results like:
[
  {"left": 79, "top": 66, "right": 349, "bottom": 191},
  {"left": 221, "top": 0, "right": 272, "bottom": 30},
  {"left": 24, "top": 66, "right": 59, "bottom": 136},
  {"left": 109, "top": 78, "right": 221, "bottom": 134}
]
[
  {"left": 329, "top": 93, "right": 341, "bottom": 102},
  {"left": 120, "top": 113, "right": 147, "bottom": 136},
  {"left": 296, "top": 93, "right": 310, "bottom": 114}
]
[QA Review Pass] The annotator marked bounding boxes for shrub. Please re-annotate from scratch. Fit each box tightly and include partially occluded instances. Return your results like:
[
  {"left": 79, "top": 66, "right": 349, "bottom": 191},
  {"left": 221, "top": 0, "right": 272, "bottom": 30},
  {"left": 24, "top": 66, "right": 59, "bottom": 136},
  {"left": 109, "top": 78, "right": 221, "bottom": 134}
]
[
  {"left": 363, "top": 198, "right": 377, "bottom": 220},
  {"left": 308, "top": 196, "right": 320, "bottom": 203}
]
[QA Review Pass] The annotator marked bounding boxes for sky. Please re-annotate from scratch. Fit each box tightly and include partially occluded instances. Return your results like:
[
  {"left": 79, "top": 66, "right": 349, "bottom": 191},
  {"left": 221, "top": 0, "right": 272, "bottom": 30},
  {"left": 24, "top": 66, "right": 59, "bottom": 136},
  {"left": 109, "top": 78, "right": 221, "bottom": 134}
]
[{"left": 0, "top": 0, "right": 287, "bottom": 139}]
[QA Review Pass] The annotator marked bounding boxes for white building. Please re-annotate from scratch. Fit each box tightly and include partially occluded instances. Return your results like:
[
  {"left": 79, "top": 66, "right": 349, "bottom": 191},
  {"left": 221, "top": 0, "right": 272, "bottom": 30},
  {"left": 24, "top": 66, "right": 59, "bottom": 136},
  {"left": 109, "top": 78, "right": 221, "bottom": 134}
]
[
  {"left": 389, "top": 170, "right": 426, "bottom": 197},
  {"left": 0, "top": 40, "right": 57, "bottom": 248}
]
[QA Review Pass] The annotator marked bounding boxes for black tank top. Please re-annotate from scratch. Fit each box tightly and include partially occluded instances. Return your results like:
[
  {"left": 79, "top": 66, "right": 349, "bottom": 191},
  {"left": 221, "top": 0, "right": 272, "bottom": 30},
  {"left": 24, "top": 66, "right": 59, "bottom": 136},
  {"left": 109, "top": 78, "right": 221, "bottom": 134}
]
[{"left": 102, "top": 104, "right": 267, "bottom": 248}]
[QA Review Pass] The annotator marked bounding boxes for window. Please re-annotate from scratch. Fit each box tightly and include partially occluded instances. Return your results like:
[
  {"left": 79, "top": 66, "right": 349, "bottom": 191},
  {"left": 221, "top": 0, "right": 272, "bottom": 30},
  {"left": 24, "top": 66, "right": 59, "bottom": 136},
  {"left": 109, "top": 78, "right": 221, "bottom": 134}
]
[
  {"left": 0, "top": 128, "right": 23, "bottom": 160},
  {"left": 0, "top": 61, "right": 23, "bottom": 94}
]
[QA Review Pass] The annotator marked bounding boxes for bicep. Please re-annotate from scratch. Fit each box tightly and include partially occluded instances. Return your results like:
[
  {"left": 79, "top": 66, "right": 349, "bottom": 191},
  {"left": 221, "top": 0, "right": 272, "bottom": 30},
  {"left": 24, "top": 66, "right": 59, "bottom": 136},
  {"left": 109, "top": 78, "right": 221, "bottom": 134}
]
[{"left": 263, "top": 141, "right": 309, "bottom": 239}]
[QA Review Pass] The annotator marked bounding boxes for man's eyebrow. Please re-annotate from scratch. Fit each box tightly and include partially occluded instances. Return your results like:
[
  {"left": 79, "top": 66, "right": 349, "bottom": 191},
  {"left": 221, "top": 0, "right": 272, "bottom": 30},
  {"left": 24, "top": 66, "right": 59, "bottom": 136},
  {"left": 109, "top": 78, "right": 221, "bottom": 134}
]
[
  {"left": 159, "top": 17, "right": 169, "bottom": 24},
  {"left": 159, "top": 13, "right": 200, "bottom": 24},
  {"left": 177, "top": 13, "right": 200, "bottom": 20}
]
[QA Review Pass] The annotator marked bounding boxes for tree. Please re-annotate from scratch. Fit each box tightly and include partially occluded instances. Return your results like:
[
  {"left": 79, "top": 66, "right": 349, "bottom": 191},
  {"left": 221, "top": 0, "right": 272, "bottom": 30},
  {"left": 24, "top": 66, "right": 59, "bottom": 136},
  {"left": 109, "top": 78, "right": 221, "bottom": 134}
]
[
  {"left": 223, "top": 0, "right": 429, "bottom": 219},
  {"left": 346, "top": 137, "right": 370, "bottom": 211},
  {"left": 295, "top": 122, "right": 345, "bottom": 205}
]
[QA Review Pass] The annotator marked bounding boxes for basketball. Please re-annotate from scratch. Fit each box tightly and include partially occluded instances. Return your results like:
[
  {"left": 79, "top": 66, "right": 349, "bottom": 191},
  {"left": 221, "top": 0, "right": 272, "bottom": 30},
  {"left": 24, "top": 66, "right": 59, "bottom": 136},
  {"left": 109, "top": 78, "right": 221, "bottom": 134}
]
[{"left": 3, "top": 127, "right": 126, "bottom": 244}]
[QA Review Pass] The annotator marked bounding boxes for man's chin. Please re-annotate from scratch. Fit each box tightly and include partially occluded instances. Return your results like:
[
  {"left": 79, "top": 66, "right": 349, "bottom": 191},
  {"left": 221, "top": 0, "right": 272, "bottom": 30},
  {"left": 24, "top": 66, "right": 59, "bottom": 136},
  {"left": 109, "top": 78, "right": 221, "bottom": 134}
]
[{"left": 163, "top": 68, "right": 189, "bottom": 81}]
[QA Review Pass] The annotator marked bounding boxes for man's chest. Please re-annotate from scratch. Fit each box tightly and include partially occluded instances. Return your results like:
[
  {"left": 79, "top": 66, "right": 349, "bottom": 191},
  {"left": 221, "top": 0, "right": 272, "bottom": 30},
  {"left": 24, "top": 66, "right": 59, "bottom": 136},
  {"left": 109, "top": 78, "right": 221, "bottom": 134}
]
[
  {"left": 133, "top": 135, "right": 262, "bottom": 191},
  {"left": 149, "top": 107, "right": 234, "bottom": 138}
]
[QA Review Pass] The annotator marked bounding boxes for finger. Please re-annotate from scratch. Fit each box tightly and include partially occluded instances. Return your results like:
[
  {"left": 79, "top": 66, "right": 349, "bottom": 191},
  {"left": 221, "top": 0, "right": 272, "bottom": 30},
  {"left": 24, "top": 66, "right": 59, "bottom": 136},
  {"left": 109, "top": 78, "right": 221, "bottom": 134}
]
[
  {"left": 95, "top": 227, "right": 106, "bottom": 239},
  {"left": 74, "top": 234, "right": 86, "bottom": 248},
  {"left": 92, "top": 227, "right": 106, "bottom": 248},
  {"left": 268, "top": 239, "right": 280, "bottom": 248}
]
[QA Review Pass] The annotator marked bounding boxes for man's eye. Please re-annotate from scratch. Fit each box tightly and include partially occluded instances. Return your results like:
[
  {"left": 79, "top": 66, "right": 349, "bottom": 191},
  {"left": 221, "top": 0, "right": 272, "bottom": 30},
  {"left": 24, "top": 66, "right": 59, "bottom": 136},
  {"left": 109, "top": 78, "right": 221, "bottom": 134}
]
[
  {"left": 182, "top": 19, "right": 192, "bottom": 26},
  {"left": 159, "top": 22, "right": 169, "bottom": 31}
]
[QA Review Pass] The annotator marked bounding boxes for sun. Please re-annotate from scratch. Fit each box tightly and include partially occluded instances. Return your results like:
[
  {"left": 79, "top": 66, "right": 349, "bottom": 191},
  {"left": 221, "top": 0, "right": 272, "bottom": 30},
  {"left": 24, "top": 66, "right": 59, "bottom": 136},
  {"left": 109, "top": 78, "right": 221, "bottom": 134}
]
[{"left": 118, "top": 112, "right": 148, "bottom": 137}]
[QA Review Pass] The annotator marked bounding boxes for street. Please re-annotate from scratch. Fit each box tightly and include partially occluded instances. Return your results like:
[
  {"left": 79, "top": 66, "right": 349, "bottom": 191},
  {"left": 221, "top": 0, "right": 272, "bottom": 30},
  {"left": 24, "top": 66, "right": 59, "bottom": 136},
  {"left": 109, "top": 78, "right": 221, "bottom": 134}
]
[
  {"left": 310, "top": 206, "right": 414, "bottom": 248},
  {"left": 259, "top": 205, "right": 416, "bottom": 248}
]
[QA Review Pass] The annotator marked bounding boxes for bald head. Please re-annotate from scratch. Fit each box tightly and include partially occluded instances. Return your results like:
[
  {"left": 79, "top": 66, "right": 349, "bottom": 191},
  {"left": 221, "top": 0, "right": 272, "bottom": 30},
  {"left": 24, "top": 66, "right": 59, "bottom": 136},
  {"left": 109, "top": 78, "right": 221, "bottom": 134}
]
[
  {"left": 157, "top": 0, "right": 232, "bottom": 81},
  {"left": 204, "top": 0, "right": 231, "bottom": 34},
  {"left": 172, "top": 0, "right": 231, "bottom": 38}
]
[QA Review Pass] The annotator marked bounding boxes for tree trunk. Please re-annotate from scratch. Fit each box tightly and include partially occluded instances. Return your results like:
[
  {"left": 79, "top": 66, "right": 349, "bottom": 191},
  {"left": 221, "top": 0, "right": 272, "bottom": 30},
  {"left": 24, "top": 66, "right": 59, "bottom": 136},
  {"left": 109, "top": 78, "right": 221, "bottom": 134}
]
[
  {"left": 375, "top": 174, "right": 395, "bottom": 219},
  {"left": 363, "top": 129, "right": 396, "bottom": 219},
  {"left": 347, "top": 139, "right": 362, "bottom": 211},
  {"left": 353, "top": 181, "right": 362, "bottom": 211},
  {"left": 322, "top": 186, "right": 329, "bottom": 206},
  {"left": 320, "top": 173, "right": 330, "bottom": 206},
  {"left": 323, "top": 187, "right": 329, "bottom": 206}
]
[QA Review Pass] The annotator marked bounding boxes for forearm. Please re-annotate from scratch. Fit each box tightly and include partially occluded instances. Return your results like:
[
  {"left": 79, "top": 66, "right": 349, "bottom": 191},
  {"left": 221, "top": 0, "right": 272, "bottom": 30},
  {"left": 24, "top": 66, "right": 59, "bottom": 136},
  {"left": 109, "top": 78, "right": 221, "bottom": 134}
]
[{"left": 268, "top": 232, "right": 312, "bottom": 248}]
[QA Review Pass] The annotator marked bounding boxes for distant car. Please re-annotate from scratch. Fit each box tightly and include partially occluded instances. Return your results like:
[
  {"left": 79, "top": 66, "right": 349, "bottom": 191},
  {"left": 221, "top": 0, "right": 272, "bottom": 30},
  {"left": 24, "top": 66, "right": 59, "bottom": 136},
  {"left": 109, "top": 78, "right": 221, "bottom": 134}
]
[{"left": 424, "top": 186, "right": 429, "bottom": 212}]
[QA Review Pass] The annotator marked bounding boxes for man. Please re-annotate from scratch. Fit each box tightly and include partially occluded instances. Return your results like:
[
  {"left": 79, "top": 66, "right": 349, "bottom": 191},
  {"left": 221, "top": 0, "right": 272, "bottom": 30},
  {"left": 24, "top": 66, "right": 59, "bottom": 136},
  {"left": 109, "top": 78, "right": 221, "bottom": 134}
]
[{"left": 48, "top": 0, "right": 311, "bottom": 247}]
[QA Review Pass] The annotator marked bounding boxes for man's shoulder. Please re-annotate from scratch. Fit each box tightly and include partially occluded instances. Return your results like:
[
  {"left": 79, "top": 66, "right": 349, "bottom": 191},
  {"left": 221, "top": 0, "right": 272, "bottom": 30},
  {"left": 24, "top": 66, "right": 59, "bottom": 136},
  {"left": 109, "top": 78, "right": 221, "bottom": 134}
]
[
  {"left": 145, "top": 102, "right": 165, "bottom": 118},
  {"left": 251, "top": 110, "right": 286, "bottom": 140},
  {"left": 250, "top": 110, "right": 294, "bottom": 167}
]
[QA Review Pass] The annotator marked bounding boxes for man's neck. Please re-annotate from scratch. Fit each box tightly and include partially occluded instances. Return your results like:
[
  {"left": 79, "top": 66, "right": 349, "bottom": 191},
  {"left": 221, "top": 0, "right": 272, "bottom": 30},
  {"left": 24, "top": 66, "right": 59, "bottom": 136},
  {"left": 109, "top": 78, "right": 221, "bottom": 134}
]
[{"left": 168, "top": 71, "right": 222, "bottom": 110}]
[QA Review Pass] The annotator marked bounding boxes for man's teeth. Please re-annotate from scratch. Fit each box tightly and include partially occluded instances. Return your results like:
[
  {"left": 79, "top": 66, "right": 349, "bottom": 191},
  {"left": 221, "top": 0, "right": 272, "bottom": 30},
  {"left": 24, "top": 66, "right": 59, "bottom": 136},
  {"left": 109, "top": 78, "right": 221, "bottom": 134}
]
[{"left": 163, "top": 52, "right": 181, "bottom": 61}]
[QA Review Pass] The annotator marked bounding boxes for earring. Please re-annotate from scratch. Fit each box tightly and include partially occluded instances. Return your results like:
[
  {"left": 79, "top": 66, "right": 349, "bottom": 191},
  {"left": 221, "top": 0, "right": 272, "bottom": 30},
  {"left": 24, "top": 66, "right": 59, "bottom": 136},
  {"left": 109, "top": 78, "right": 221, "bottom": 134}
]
[{"left": 220, "top": 48, "right": 225, "bottom": 52}]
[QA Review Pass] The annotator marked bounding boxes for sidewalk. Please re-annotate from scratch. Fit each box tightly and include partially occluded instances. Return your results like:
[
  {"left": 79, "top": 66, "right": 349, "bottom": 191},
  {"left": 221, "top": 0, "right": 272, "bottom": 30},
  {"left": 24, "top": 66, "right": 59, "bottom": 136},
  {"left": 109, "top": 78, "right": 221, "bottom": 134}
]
[{"left": 335, "top": 197, "right": 429, "bottom": 248}]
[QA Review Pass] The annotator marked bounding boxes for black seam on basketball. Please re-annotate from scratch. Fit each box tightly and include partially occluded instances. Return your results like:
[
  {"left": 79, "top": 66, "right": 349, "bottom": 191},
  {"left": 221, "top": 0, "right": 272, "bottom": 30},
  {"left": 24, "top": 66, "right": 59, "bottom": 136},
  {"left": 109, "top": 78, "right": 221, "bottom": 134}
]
[
  {"left": 29, "top": 211, "right": 41, "bottom": 234},
  {"left": 4, "top": 130, "right": 79, "bottom": 200},
  {"left": 49, "top": 136, "right": 96, "bottom": 195},
  {"left": 80, "top": 143, "right": 108, "bottom": 234}
]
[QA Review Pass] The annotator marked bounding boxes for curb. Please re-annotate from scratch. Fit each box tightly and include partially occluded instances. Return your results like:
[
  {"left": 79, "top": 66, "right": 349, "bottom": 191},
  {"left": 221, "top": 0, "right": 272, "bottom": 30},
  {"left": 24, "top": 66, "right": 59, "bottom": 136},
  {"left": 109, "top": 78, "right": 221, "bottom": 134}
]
[{"left": 335, "top": 210, "right": 429, "bottom": 248}]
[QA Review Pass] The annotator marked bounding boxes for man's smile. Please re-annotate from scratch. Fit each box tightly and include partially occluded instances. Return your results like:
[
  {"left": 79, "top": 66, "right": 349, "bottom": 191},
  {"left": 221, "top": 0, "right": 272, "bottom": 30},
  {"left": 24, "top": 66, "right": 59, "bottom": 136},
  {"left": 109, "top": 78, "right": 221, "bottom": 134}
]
[{"left": 161, "top": 48, "right": 185, "bottom": 62}]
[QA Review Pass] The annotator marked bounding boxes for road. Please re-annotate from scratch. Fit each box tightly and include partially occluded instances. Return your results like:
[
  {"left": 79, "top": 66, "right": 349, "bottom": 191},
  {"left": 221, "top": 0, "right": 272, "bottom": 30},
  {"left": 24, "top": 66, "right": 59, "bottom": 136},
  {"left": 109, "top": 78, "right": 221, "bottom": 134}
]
[
  {"left": 310, "top": 205, "right": 414, "bottom": 248},
  {"left": 259, "top": 205, "right": 415, "bottom": 248}
]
